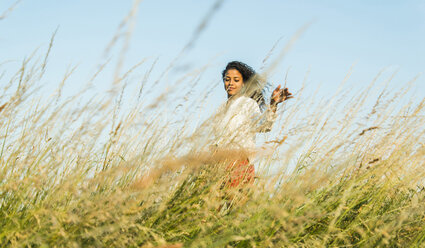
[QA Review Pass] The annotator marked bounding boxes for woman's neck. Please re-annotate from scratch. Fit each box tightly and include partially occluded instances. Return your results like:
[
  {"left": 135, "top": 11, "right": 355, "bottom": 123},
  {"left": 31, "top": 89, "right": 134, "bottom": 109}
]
[{"left": 227, "top": 93, "right": 242, "bottom": 101}]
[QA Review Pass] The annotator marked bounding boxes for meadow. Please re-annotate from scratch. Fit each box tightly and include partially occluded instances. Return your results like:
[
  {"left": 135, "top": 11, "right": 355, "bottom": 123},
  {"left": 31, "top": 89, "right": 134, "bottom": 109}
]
[{"left": 1, "top": 5, "right": 425, "bottom": 248}]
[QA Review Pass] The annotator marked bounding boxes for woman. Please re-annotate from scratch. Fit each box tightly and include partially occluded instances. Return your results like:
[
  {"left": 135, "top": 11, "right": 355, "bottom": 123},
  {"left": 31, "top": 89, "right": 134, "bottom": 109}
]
[{"left": 214, "top": 61, "right": 292, "bottom": 187}]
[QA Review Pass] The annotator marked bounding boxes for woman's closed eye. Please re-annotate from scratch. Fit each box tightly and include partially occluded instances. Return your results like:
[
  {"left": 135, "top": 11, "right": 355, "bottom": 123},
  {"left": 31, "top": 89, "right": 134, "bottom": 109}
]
[{"left": 225, "top": 77, "right": 241, "bottom": 82}]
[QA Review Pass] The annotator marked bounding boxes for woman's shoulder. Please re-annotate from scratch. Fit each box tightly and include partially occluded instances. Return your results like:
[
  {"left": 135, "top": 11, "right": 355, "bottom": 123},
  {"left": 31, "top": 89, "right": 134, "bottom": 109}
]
[
  {"left": 232, "top": 96, "right": 261, "bottom": 112},
  {"left": 235, "top": 96, "right": 257, "bottom": 105}
]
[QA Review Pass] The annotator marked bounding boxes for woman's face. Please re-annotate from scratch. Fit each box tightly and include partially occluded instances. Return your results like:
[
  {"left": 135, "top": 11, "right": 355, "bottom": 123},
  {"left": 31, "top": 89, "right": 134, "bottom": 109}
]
[{"left": 224, "top": 69, "right": 244, "bottom": 97}]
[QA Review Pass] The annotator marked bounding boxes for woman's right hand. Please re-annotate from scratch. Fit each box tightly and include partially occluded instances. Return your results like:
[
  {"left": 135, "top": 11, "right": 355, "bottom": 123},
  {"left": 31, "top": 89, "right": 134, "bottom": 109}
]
[{"left": 270, "top": 85, "right": 293, "bottom": 110}]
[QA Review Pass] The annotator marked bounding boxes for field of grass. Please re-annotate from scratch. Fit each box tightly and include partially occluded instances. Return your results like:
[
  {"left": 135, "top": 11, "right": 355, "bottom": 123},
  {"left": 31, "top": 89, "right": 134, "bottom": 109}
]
[
  {"left": 1, "top": 5, "right": 425, "bottom": 248},
  {"left": 1, "top": 42, "right": 424, "bottom": 248}
]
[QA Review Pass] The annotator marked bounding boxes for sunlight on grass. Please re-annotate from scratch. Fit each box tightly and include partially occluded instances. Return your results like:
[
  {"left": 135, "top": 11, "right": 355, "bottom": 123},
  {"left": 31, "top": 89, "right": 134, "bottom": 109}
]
[{"left": 1, "top": 3, "right": 424, "bottom": 248}]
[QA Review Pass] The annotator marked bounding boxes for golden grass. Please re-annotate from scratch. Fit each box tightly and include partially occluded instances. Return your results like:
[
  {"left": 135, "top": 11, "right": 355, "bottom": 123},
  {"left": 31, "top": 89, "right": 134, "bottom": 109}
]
[
  {"left": 0, "top": 41, "right": 424, "bottom": 247},
  {"left": 1, "top": 3, "right": 424, "bottom": 247}
]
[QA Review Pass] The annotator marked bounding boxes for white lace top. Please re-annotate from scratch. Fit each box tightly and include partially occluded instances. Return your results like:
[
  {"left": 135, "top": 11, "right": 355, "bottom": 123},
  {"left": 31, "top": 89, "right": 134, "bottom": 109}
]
[{"left": 212, "top": 96, "right": 277, "bottom": 151}]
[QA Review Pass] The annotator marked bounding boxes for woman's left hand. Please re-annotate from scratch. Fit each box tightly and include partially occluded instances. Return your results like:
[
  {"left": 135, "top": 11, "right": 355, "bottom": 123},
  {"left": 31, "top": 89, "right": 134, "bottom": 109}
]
[{"left": 271, "top": 84, "right": 293, "bottom": 105}]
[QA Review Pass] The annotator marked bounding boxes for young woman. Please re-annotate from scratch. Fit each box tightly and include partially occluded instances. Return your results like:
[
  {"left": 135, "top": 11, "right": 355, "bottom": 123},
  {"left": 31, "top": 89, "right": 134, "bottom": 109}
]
[{"left": 214, "top": 61, "right": 292, "bottom": 187}]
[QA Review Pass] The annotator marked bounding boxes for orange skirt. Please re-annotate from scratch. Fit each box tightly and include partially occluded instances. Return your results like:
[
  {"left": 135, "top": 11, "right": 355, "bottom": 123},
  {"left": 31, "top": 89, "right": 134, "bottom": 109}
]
[{"left": 225, "top": 159, "right": 255, "bottom": 188}]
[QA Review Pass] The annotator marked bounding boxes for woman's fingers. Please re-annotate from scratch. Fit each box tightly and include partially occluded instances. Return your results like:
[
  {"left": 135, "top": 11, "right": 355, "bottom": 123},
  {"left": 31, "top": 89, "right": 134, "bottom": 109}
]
[
  {"left": 283, "top": 88, "right": 293, "bottom": 98},
  {"left": 271, "top": 85, "right": 293, "bottom": 104},
  {"left": 273, "top": 87, "right": 281, "bottom": 98},
  {"left": 278, "top": 88, "right": 293, "bottom": 101}
]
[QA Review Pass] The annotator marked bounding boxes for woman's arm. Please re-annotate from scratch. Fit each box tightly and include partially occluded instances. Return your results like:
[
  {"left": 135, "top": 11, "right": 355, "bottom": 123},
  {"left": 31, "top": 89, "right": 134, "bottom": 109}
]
[
  {"left": 256, "top": 85, "right": 293, "bottom": 133},
  {"left": 255, "top": 106, "right": 277, "bottom": 133},
  {"left": 270, "top": 85, "right": 293, "bottom": 112},
  {"left": 239, "top": 98, "right": 276, "bottom": 133}
]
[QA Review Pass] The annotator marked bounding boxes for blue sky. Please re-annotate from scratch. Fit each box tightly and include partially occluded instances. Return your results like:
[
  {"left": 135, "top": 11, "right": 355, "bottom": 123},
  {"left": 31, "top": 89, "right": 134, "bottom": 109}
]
[{"left": 1, "top": 0, "right": 424, "bottom": 107}]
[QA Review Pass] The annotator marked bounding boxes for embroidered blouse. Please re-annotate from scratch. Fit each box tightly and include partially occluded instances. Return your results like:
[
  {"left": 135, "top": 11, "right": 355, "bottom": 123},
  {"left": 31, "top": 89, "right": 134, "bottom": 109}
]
[{"left": 212, "top": 96, "right": 277, "bottom": 151}]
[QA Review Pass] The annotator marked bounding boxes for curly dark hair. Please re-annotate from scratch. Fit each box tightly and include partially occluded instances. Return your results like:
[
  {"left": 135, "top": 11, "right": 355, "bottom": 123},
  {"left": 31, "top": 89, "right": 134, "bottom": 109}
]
[
  {"left": 222, "top": 61, "right": 266, "bottom": 107},
  {"left": 222, "top": 61, "right": 256, "bottom": 82}
]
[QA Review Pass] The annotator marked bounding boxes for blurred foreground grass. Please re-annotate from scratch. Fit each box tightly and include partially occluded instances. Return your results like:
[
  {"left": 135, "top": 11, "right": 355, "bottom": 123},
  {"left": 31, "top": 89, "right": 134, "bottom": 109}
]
[{"left": 1, "top": 34, "right": 425, "bottom": 248}]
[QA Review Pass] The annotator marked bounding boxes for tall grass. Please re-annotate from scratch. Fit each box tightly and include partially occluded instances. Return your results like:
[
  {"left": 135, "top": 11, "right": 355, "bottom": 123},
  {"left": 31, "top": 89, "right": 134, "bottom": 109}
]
[
  {"left": 1, "top": 44, "right": 424, "bottom": 247},
  {"left": 1, "top": 6, "right": 425, "bottom": 248}
]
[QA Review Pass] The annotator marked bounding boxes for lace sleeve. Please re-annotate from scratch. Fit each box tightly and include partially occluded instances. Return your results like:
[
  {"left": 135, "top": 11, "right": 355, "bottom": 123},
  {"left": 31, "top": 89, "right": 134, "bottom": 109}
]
[
  {"left": 242, "top": 97, "right": 277, "bottom": 133},
  {"left": 256, "top": 106, "right": 277, "bottom": 133}
]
